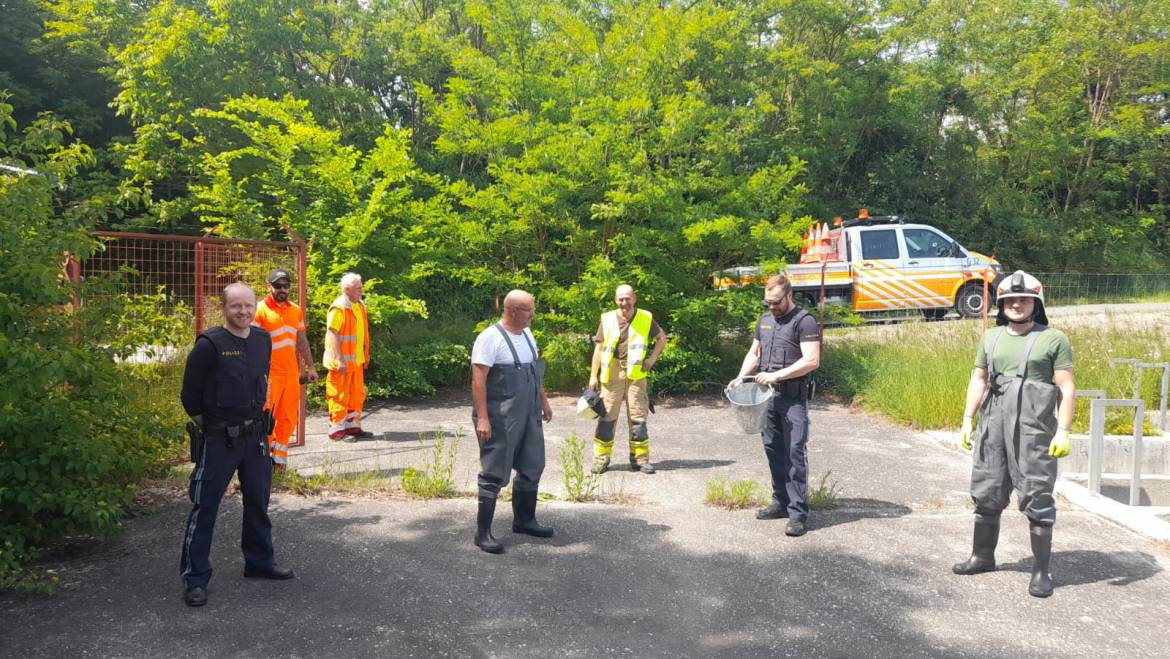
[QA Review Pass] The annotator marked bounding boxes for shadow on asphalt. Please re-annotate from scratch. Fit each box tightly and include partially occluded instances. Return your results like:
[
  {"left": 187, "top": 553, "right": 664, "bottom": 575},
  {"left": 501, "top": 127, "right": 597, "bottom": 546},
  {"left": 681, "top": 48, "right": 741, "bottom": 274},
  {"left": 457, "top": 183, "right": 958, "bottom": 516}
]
[
  {"left": 374, "top": 430, "right": 459, "bottom": 443},
  {"left": 811, "top": 498, "right": 913, "bottom": 531},
  {"left": 650, "top": 458, "right": 736, "bottom": 472},
  {"left": 996, "top": 549, "right": 1163, "bottom": 588},
  {"left": 1, "top": 499, "right": 1023, "bottom": 658}
]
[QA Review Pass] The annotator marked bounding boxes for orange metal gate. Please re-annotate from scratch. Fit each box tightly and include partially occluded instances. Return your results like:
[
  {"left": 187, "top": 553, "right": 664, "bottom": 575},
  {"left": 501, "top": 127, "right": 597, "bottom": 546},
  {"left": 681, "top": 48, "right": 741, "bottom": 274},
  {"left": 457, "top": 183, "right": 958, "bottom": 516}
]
[{"left": 72, "top": 232, "right": 310, "bottom": 448}]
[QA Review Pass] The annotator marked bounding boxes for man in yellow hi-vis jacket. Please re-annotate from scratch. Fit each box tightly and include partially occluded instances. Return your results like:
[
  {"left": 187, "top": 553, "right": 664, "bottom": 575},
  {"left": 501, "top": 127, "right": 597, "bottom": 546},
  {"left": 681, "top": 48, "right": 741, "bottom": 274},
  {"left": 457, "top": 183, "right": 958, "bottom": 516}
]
[
  {"left": 322, "top": 273, "right": 370, "bottom": 442},
  {"left": 588, "top": 284, "right": 667, "bottom": 474}
]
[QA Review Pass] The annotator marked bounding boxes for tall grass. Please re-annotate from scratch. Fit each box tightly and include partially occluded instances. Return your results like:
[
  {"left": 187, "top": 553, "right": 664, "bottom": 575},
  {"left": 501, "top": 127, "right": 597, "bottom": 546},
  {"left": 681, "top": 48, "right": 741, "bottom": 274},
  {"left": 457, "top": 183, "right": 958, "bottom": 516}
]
[
  {"left": 820, "top": 315, "right": 1170, "bottom": 432},
  {"left": 704, "top": 476, "right": 768, "bottom": 510}
]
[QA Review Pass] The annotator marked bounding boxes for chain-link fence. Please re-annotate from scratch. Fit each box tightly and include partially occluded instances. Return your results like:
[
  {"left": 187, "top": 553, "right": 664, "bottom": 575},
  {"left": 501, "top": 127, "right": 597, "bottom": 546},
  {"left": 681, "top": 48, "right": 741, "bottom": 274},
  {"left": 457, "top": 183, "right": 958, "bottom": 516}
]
[
  {"left": 73, "top": 232, "right": 309, "bottom": 447},
  {"left": 802, "top": 272, "right": 1170, "bottom": 327},
  {"left": 1032, "top": 273, "right": 1170, "bottom": 306}
]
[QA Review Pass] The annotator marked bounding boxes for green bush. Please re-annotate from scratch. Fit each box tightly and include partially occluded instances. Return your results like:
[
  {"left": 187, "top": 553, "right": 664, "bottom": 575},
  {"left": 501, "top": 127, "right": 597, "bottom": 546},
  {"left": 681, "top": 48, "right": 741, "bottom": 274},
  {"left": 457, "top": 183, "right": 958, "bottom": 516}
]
[
  {"left": 537, "top": 332, "right": 594, "bottom": 391},
  {"left": 0, "top": 109, "right": 185, "bottom": 590}
]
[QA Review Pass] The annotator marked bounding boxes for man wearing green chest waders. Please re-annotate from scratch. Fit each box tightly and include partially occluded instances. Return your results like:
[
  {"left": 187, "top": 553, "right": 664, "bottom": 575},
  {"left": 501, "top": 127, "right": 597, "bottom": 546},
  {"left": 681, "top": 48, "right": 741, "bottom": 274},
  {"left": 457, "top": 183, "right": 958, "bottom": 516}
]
[{"left": 953, "top": 271, "right": 1076, "bottom": 598}]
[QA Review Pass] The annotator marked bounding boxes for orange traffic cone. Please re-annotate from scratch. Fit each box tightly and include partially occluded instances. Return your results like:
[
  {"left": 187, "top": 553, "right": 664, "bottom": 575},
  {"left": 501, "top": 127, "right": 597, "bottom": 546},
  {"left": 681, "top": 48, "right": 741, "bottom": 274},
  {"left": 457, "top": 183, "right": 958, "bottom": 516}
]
[
  {"left": 821, "top": 224, "right": 834, "bottom": 261},
  {"left": 800, "top": 229, "right": 810, "bottom": 263}
]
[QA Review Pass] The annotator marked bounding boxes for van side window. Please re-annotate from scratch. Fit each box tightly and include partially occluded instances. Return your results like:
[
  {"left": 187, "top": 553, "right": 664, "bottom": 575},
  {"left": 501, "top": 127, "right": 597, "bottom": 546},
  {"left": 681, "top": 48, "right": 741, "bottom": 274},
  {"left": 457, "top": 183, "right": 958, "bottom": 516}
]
[
  {"left": 860, "top": 229, "right": 899, "bottom": 260},
  {"left": 904, "top": 228, "right": 950, "bottom": 258}
]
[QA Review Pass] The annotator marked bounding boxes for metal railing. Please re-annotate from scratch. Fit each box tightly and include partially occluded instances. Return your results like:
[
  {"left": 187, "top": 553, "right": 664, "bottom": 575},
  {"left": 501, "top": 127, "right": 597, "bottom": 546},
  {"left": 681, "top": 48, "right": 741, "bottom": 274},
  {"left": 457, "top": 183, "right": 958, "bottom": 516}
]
[
  {"left": 1110, "top": 359, "right": 1169, "bottom": 432},
  {"left": 1084, "top": 398, "right": 1147, "bottom": 506}
]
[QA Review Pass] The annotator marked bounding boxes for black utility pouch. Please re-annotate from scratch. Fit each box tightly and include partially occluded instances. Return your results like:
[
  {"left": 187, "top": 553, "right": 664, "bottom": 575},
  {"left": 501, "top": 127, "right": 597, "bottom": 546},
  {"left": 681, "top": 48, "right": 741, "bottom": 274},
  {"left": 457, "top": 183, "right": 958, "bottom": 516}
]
[{"left": 780, "top": 379, "right": 803, "bottom": 399}]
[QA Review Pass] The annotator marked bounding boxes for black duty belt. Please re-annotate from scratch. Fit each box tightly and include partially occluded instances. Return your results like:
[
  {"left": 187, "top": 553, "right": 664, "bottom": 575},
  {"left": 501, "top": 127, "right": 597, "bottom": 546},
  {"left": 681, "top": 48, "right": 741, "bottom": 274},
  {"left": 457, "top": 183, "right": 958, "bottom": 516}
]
[{"left": 205, "top": 417, "right": 262, "bottom": 436}]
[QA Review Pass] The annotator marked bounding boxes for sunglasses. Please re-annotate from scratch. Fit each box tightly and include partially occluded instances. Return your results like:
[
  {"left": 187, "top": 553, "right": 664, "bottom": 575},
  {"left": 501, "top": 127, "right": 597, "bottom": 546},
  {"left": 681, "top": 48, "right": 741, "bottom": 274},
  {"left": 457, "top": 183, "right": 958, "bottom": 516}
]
[
  {"left": 271, "top": 282, "right": 291, "bottom": 290},
  {"left": 761, "top": 298, "right": 787, "bottom": 307}
]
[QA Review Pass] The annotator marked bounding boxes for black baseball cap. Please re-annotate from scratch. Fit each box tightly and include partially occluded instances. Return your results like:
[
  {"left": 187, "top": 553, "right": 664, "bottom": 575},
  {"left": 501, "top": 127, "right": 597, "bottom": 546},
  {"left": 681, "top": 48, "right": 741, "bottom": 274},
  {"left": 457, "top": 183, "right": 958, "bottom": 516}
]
[{"left": 267, "top": 268, "right": 292, "bottom": 284}]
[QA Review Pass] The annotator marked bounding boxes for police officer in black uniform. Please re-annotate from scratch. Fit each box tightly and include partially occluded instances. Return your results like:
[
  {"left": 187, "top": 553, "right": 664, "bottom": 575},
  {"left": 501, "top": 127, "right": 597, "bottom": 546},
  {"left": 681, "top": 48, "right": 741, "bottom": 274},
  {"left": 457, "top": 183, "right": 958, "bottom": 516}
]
[
  {"left": 729, "top": 274, "right": 822, "bottom": 537},
  {"left": 179, "top": 282, "right": 293, "bottom": 607}
]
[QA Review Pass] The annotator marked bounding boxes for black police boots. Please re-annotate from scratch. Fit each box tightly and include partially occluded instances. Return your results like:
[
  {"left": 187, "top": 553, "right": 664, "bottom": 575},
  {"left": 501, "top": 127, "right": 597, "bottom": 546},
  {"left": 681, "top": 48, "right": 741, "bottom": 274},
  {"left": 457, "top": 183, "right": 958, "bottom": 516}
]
[
  {"left": 184, "top": 586, "right": 207, "bottom": 607},
  {"left": 1028, "top": 523, "right": 1054, "bottom": 598},
  {"left": 952, "top": 513, "right": 1000, "bottom": 575},
  {"left": 244, "top": 565, "right": 295, "bottom": 580},
  {"left": 756, "top": 502, "right": 788, "bottom": 520},
  {"left": 512, "top": 489, "right": 554, "bottom": 538},
  {"left": 474, "top": 496, "right": 504, "bottom": 554}
]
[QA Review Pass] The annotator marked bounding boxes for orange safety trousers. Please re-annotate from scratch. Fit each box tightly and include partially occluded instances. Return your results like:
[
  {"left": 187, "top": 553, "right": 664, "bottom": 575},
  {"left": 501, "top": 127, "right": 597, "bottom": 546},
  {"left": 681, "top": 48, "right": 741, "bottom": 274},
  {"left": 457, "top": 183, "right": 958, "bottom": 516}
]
[
  {"left": 326, "top": 365, "right": 366, "bottom": 437},
  {"left": 266, "top": 373, "right": 300, "bottom": 465}
]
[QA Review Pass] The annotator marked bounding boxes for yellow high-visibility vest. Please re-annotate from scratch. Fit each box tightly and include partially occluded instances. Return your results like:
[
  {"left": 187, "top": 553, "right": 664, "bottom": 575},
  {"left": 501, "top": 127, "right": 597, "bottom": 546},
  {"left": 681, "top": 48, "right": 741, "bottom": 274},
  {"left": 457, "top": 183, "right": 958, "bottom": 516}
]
[{"left": 599, "top": 309, "right": 653, "bottom": 384}]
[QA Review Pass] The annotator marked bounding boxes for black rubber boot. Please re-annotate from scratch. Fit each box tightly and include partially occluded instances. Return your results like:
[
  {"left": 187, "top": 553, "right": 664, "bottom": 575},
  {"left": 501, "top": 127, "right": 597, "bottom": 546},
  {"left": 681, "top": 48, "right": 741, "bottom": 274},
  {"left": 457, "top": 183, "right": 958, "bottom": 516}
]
[
  {"left": 512, "top": 490, "right": 554, "bottom": 538},
  {"left": 952, "top": 513, "right": 1000, "bottom": 575},
  {"left": 474, "top": 496, "right": 504, "bottom": 554},
  {"left": 1028, "top": 523, "right": 1054, "bottom": 598}
]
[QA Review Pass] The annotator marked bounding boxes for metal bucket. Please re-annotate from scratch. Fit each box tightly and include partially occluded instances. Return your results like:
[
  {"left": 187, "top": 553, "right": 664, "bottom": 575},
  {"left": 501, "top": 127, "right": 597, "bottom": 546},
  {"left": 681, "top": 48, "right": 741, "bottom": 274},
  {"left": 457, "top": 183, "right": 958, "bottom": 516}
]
[{"left": 724, "top": 382, "right": 774, "bottom": 434}]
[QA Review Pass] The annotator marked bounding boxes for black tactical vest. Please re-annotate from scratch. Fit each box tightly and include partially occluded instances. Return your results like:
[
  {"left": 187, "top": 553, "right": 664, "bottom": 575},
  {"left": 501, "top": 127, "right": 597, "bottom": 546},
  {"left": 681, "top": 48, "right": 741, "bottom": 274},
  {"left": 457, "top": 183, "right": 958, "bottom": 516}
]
[
  {"left": 757, "top": 308, "right": 813, "bottom": 373},
  {"left": 198, "top": 326, "right": 271, "bottom": 422}
]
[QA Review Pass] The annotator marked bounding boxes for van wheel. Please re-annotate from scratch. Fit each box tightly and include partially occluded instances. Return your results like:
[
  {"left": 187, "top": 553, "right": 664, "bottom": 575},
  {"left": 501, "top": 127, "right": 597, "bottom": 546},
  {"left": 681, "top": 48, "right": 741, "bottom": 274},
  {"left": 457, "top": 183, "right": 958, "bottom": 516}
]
[{"left": 956, "top": 282, "right": 987, "bottom": 319}]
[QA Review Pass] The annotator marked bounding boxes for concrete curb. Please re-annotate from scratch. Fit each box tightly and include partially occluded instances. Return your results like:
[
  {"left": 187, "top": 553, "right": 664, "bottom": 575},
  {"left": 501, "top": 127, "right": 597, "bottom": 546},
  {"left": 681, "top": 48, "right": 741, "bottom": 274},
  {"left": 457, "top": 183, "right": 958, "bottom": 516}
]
[{"left": 920, "top": 429, "right": 1170, "bottom": 543}]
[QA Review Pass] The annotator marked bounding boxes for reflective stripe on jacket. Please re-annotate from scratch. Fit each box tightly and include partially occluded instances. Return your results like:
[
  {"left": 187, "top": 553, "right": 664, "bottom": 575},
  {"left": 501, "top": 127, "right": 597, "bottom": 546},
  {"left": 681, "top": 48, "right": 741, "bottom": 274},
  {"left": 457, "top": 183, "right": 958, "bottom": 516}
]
[
  {"left": 323, "top": 295, "right": 369, "bottom": 371},
  {"left": 254, "top": 296, "right": 305, "bottom": 376},
  {"left": 599, "top": 309, "right": 652, "bottom": 384}
]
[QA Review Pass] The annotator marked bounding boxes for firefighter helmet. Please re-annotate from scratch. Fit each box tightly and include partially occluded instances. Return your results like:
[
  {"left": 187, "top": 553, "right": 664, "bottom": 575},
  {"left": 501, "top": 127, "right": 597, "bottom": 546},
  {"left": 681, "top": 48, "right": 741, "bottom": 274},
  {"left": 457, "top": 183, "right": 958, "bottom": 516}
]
[
  {"left": 995, "top": 270, "right": 1048, "bottom": 326},
  {"left": 576, "top": 389, "right": 607, "bottom": 420}
]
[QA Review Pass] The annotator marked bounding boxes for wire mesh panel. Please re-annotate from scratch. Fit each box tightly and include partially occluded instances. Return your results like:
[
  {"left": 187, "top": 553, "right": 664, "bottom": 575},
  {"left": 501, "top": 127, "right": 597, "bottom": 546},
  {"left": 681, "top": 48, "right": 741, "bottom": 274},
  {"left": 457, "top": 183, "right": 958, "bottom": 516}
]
[
  {"left": 78, "top": 232, "right": 309, "bottom": 448},
  {"left": 1033, "top": 273, "right": 1170, "bottom": 306}
]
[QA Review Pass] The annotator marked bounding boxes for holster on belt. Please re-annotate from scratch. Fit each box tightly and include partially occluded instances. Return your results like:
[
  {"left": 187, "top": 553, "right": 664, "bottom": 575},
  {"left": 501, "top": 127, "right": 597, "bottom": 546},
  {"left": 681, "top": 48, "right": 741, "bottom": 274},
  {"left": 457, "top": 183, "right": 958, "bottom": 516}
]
[
  {"left": 205, "top": 416, "right": 263, "bottom": 448},
  {"left": 261, "top": 408, "right": 276, "bottom": 435},
  {"left": 186, "top": 421, "right": 204, "bottom": 464},
  {"left": 775, "top": 376, "right": 813, "bottom": 401}
]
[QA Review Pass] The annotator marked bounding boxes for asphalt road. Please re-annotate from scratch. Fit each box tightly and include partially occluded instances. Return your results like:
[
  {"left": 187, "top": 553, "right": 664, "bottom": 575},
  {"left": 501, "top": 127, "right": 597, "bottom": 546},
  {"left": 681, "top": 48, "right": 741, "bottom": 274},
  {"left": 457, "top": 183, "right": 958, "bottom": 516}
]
[{"left": 3, "top": 393, "right": 1169, "bottom": 658}]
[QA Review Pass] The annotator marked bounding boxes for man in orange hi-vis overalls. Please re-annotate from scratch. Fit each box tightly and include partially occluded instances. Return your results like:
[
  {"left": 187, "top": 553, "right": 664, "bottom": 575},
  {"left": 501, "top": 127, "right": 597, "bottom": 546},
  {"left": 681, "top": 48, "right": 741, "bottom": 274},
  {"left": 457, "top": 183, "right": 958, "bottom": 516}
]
[
  {"left": 323, "top": 273, "right": 371, "bottom": 442},
  {"left": 253, "top": 269, "right": 318, "bottom": 466}
]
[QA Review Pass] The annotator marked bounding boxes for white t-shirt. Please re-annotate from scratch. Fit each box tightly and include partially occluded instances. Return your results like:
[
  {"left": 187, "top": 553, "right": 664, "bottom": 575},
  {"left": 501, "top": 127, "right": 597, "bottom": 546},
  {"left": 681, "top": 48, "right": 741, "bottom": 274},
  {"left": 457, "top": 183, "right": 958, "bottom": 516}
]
[{"left": 471, "top": 325, "right": 539, "bottom": 367}]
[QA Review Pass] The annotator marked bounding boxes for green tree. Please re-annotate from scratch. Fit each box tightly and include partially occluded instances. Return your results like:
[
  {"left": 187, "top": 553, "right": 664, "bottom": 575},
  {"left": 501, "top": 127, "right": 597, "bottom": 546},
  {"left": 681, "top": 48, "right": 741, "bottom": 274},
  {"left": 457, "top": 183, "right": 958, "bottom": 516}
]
[{"left": 0, "top": 101, "right": 181, "bottom": 588}]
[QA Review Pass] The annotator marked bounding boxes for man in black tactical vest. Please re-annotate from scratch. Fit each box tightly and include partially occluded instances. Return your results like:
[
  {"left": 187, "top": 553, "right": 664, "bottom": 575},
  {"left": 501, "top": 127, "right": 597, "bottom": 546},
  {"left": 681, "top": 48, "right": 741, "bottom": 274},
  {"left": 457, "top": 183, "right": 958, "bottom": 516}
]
[
  {"left": 179, "top": 283, "right": 293, "bottom": 607},
  {"left": 729, "top": 274, "right": 822, "bottom": 537}
]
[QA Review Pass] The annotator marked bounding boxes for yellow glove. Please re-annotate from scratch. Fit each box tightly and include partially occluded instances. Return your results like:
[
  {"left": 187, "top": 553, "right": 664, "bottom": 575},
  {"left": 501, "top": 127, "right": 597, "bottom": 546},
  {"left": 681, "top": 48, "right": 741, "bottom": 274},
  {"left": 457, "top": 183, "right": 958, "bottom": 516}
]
[
  {"left": 960, "top": 416, "right": 974, "bottom": 451},
  {"left": 1049, "top": 427, "right": 1071, "bottom": 458}
]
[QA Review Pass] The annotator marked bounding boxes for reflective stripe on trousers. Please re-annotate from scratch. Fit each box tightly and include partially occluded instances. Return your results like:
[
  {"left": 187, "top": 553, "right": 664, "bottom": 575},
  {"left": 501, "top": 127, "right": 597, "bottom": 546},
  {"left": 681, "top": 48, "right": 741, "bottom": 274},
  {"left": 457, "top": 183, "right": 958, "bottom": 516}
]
[
  {"left": 593, "top": 364, "right": 650, "bottom": 462},
  {"left": 180, "top": 428, "right": 275, "bottom": 588},
  {"left": 326, "top": 366, "right": 365, "bottom": 432},
  {"left": 266, "top": 373, "right": 299, "bottom": 465}
]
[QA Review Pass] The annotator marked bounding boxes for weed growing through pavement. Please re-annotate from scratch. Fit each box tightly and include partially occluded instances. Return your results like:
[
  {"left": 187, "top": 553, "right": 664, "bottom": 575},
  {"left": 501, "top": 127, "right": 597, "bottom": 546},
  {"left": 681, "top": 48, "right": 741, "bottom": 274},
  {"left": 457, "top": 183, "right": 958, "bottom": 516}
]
[
  {"left": 271, "top": 458, "right": 396, "bottom": 496},
  {"left": 401, "top": 430, "right": 461, "bottom": 498},
  {"left": 807, "top": 471, "right": 840, "bottom": 511},
  {"left": 704, "top": 476, "right": 768, "bottom": 510},
  {"left": 560, "top": 433, "right": 600, "bottom": 502}
]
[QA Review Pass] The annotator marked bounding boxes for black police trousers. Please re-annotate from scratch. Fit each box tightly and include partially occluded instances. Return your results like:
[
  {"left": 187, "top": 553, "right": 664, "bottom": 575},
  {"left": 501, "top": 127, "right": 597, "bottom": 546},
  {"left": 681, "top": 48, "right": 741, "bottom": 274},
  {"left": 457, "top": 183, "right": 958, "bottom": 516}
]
[
  {"left": 762, "top": 394, "right": 810, "bottom": 521},
  {"left": 180, "top": 425, "right": 275, "bottom": 588}
]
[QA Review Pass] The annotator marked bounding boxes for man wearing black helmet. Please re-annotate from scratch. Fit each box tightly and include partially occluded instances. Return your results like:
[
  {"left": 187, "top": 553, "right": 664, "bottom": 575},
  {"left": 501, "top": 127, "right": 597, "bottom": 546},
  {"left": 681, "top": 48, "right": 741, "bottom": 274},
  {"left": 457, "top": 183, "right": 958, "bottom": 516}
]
[{"left": 952, "top": 271, "right": 1076, "bottom": 598}]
